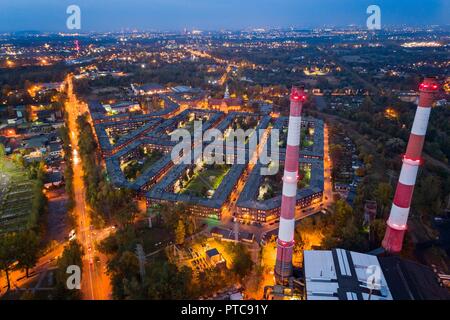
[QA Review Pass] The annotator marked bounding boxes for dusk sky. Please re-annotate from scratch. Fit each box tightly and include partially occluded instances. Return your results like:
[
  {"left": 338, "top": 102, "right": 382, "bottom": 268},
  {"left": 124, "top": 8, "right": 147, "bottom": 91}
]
[{"left": 0, "top": 0, "right": 448, "bottom": 32}]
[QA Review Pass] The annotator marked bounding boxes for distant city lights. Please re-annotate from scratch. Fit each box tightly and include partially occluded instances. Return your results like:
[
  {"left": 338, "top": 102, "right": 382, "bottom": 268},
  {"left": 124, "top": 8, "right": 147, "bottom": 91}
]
[{"left": 401, "top": 41, "right": 442, "bottom": 48}]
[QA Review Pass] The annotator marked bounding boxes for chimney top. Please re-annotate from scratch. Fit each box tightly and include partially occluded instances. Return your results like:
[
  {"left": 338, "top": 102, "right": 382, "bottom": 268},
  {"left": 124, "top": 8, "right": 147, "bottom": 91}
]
[
  {"left": 419, "top": 78, "right": 439, "bottom": 92},
  {"left": 290, "top": 86, "right": 306, "bottom": 102}
]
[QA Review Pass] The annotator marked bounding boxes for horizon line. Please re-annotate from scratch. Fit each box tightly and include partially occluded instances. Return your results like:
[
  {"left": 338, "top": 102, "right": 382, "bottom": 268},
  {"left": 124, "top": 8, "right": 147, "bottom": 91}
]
[{"left": 1, "top": 24, "right": 450, "bottom": 35}]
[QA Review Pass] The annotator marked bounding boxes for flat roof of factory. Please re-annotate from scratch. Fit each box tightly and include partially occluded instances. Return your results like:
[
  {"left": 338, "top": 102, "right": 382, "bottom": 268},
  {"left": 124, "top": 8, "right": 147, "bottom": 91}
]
[
  {"left": 304, "top": 249, "right": 450, "bottom": 300},
  {"left": 304, "top": 249, "right": 393, "bottom": 300}
]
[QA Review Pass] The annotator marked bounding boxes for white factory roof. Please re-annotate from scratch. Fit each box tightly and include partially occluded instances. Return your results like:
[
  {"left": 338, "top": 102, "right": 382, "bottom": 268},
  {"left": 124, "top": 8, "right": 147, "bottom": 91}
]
[{"left": 304, "top": 249, "right": 393, "bottom": 300}]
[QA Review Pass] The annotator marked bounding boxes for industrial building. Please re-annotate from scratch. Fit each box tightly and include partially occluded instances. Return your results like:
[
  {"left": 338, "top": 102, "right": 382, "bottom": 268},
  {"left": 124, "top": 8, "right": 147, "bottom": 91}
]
[{"left": 303, "top": 249, "right": 450, "bottom": 300}]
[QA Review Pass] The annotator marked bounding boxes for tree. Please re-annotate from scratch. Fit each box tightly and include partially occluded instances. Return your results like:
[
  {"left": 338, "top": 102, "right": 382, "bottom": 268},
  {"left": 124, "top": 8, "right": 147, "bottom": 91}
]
[
  {"left": 117, "top": 251, "right": 140, "bottom": 276},
  {"left": 0, "top": 143, "right": 5, "bottom": 158},
  {"left": 16, "top": 230, "right": 40, "bottom": 278},
  {"left": 11, "top": 153, "right": 25, "bottom": 168},
  {"left": 413, "top": 175, "right": 443, "bottom": 220},
  {"left": 147, "top": 203, "right": 163, "bottom": 226},
  {"left": 361, "top": 96, "right": 375, "bottom": 111},
  {"left": 54, "top": 241, "right": 84, "bottom": 299},
  {"left": 28, "top": 176, "right": 47, "bottom": 229},
  {"left": 334, "top": 199, "right": 354, "bottom": 229},
  {"left": 122, "top": 277, "right": 145, "bottom": 299},
  {"left": 385, "top": 138, "right": 406, "bottom": 156},
  {"left": 330, "top": 144, "right": 344, "bottom": 179},
  {"left": 196, "top": 268, "right": 228, "bottom": 297},
  {"left": 375, "top": 182, "right": 393, "bottom": 217},
  {"left": 159, "top": 203, "right": 181, "bottom": 231},
  {"left": 109, "top": 190, "right": 138, "bottom": 229},
  {"left": 0, "top": 233, "right": 17, "bottom": 291},
  {"left": 185, "top": 216, "right": 196, "bottom": 236},
  {"left": 322, "top": 200, "right": 369, "bottom": 252},
  {"left": 231, "top": 244, "right": 253, "bottom": 280},
  {"left": 145, "top": 259, "right": 193, "bottom": 299},
  {"left": 355, "top": 167, "right": 366, "bottom": 177},
  {"left": 175, "top": 219, "right": 186, "bottom": 245},
  {"left": 293, "top": 227, "right": 305, "bottom": 261},
  {"left": 369, "top": 219, "right": 386, "bottom": 246}
]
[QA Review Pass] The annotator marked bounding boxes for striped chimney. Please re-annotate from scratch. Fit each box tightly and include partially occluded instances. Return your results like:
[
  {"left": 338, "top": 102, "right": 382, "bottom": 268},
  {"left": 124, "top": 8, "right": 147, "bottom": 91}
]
[
  {"left": 382, "top": 78, "right": 440, "bottom": 253},
  {"left": 275, "top": 87, "right": 306, "bottom": 283}
]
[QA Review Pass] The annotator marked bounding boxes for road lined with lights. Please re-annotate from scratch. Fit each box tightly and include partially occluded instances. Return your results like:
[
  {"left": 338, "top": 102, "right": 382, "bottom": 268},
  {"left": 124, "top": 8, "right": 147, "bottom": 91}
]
[{"left": 64, "top": 74, "right": 111, "bottom": 300}]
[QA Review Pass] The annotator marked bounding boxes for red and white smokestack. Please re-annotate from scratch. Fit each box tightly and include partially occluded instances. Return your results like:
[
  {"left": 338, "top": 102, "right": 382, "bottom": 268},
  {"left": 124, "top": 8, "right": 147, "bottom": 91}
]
[
  {"left": 75, "top": 40, "right": 80, "bottom": 54},
  {"left": 275, "top": 87, "right": 306, "bottom": 283},
  {"left": 382, "top": 78, "right": 439, "bottom": 253}
]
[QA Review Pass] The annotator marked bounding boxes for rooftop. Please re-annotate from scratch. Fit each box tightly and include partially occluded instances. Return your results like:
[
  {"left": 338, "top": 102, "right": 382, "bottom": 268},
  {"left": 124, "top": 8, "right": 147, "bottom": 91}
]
[
  {"left": 304, "top": 249, "right": 450, "bottom": 300},
  {"left": 206, "top": 248, "right": 220, "bottom": 258},
  {"left": 304, "top": 249, "right": 393, "bottom": 300}
]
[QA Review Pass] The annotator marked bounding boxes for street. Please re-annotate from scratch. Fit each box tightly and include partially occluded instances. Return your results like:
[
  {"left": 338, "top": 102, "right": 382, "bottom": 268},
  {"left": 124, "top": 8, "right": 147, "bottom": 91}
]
[{"left": 64, "top": 74, "right": 112, "bottom": 300}]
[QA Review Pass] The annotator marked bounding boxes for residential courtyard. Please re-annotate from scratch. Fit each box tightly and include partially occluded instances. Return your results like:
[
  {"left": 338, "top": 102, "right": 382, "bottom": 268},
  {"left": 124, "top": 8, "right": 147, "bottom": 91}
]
[
  {"left": 121, "top": 147, "right": 164, "bottom": 181},
  {"left": 178, "top": 163, "right": 231, "bottom": 198}
]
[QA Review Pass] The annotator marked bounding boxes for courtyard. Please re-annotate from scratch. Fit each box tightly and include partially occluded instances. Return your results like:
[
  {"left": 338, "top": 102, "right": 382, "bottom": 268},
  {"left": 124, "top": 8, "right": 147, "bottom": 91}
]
[
  {"left": 258, "top": 164, "right": 311, "bottom": 201},
  {"left": 121, "top": 147, "right": 164, "bottom": 181},
  {"left": 177, "top": 163, "right": 231, "bottom": 198}
]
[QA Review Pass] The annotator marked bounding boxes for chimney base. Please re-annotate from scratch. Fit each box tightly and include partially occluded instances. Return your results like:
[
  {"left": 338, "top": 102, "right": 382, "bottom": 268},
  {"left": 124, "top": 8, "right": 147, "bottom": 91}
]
[{"left": 382, "top": 225, "right": 406, "bottom": 254}]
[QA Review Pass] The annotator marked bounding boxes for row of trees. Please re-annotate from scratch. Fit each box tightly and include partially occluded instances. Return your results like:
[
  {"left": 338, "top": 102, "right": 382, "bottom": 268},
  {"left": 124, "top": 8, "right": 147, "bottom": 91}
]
[
  {"left": 337, "top": 93, "right": 449, "bottom": 170},
  {"left": 0, "top": 230, "right": 40, "bottom": 291},
  {"left": 332, "top": 152, "right": 447, "bottom": 254},
  {"left": 98, "top": 194, "right": 255, "bottom": 299},
  {"left": 99, "top": 223, "right": 254, "bottom": 299},
  {"left": 0, "top": 63, "right": 74, "bottom": 106},
  {"left": 98, "top": 220, "right": 195, "bottom": 299},
  {"left": 309, "top": 99, "right": 449, "bottom": 255},
  {"left": 18, "top": 240, "right": 85, "bottom": 300},
  {"left": 59, "top": 125, "right": 75, "bottom": 213},
  {"left": 148, "top": 203, "right": 198, "bottom": 245},
  {"left": 53, "top": 241, "right": 84, "bottom": 300},
  {"left": 75, "top": 114, "right": 138, "bottom": 228},
  {"left": 337, "top": 94, "right": 449, "bottom": 227},
  {"left": 73, "top": 60, "right": 208, "bottom": 98},
  {"left": 0, "top": 151, "right": 49, "bottom": 292},
  {"left": 291, "top": 195, "right": 388, "bottom": 256},
  {"left": 22, "top": 160, "right": 48, "bottom": 236}
]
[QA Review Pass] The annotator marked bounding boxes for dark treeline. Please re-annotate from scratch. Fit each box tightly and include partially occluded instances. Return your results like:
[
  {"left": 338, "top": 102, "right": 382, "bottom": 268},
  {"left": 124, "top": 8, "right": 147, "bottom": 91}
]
[
  {"left": 59, "top": 125, "right": 76, "bottom": 219},
  {"left": 99, "top": 203, "right": 254, "bottom": 300},
  {"left": 75, "top": 113, "right": 138, "bottom": 228},
  {"left": 0, "top": 63, "right": 75, "bottom": 88}
]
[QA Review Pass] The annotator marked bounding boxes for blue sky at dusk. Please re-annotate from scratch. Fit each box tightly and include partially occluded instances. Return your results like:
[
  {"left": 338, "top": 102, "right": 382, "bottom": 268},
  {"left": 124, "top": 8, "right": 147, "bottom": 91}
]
[{"left": 0, "top": 0, "right": 448, "bottom": 32}]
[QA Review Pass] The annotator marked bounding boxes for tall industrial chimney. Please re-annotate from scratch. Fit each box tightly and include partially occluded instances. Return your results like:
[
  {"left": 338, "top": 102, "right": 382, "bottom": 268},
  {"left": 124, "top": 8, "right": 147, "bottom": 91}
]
[
  {"left": 74, "top": 40, "right": 80, "bottom": 57},
  {"left": 382, "top": 78, "right": 440, "bottom": 253},
  {"left": 275, "top": 87, "right": 306, "bottom": 283}
]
